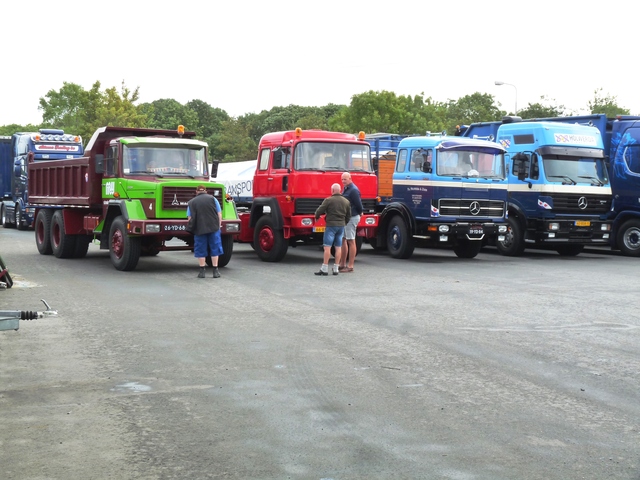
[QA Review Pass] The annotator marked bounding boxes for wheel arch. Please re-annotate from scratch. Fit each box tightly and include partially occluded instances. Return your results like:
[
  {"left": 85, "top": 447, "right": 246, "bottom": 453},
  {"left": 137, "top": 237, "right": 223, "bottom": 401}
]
[{"left": 249, "top": 198, "right": 283, "bottom": 229}]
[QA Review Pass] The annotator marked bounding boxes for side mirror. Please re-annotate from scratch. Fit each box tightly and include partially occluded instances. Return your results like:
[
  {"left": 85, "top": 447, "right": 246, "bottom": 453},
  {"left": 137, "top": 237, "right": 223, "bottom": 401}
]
[
  {"left": 95, "top": 154, "right": 104, "bottom": 174},
  {"left": 513, "top": 153, "right": 528, "bottom": 181},
  {"left": 210, "top": 160, "right": 219, "bottom": 178}
]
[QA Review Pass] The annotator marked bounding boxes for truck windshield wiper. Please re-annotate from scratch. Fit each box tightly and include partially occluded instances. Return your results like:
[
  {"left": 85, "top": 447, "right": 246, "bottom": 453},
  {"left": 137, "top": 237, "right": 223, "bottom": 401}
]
[
  {"left": 578, "top": 175, "right": 604, "bottom": 186},
  {"left": 548, "top": 175, "right": 576, "bottom": 185}
]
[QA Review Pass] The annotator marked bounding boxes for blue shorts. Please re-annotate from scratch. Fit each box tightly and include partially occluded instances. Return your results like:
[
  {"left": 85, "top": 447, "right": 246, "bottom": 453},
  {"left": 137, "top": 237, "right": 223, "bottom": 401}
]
[
  {"left": 194, "top": 230, "right": 224, "bottom": 258},
  {"left": 323, "top": 226, "right": 344, "bottom": 248}
]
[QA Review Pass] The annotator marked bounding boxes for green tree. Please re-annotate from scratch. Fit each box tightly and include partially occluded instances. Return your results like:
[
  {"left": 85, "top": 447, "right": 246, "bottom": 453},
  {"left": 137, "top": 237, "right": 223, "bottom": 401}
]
[
  {"left": 445, "top": 92, "right": 503, "bottom": 134},
  {"left": 90, "top": 82, "right": 147, "bottom": 133},
  {"left": 185, "top": 100, "right": 230, "bottom": 139},
  {"left": 211, "top": 119, "right": 258, "bottom": 162},
  {"left": 0, "top": 123, "right": 41, "bottom": 136},
  {"left": 139, "top": 98, "right": 198, "bottom": 132},
  {"left": 588, "top": 88, "right": 630, "bottom": 117},
  {"left": 38, "top": 80, "right": 147, "bottom": 143},
  {"left": 517, "top": 96, "right": 567, "bottom": 119}
]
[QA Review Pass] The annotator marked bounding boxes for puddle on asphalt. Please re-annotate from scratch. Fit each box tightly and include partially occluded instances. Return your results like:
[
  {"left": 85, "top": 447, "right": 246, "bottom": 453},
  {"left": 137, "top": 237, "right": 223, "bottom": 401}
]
[{"left": 111, "top": 382, "right": 152, "bottom": 393}]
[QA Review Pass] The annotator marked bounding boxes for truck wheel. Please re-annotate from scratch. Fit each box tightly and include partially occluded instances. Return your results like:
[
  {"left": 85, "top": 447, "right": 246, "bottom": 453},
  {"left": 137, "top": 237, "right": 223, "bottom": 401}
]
[
  {"left": 556, "top": 245, "right": 584, "bottom": 256},
  {"left": 617, "top": 219, "right": 640, "bottom": 256},
  {"left": 15, "top": 205, "right": 26, "bottom": 231},
  {"left": 217, "top": 234, "right": 234, "bottom": 268},
  {"left": 73, "top": 236, "right": 91, "bottom": 258},
  {"left": 496, "top": 217, "right": 525, "bottom": 256},
  {"left": 35, "top": 210, "right": 54, "bottom": 255},
  {"left": 2, "top": 205, "right": 13, "bottom": 228},
  {"left": 109, "top": 216, "right": 141, "bottom": 271},
  {"left": 387, "top": 216, "right": 414, "bottom": 259},
  {"left": 51, "top": 210, "right": 77, "bottom": 258},
  {"left": 254, "top": 215, "right": 288, "bottom": 262},
  {"left": 453, "top": 240, "right": 482, "bottom": 258}
]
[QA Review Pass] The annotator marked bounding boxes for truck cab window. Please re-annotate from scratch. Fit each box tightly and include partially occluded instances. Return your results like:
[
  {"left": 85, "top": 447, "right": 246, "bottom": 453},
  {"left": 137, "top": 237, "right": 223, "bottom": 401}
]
[
  {"left": 396, "top": 149, "right": 408, "bottom": 172},
  {"left": 105, "top": 146, "right": 117, "bottom": 176},
  {"left": 623, "top": 145, "right": 640, "bottom": 174},
  {"left": 259, "top": 149, "right": 270, "bottom": 171}
]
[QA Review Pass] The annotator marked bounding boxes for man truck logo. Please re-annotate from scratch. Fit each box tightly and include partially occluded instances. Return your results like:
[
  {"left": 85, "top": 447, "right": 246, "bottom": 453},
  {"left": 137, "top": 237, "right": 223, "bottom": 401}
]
[
  {"left": 172, "top": 194, "right": 180, "bottom": 206},
  {"left": 578, "top": 196, "right": 588, "bottom": 210},
  {"left": 469, "top": 201, "right": 481, "bottom": 215}
]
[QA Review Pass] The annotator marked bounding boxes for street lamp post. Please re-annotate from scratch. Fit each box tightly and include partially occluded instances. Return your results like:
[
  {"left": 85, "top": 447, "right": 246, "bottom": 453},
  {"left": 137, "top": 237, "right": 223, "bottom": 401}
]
[{"left": 495, "top": 80, "right": 517, "bottom": 115}]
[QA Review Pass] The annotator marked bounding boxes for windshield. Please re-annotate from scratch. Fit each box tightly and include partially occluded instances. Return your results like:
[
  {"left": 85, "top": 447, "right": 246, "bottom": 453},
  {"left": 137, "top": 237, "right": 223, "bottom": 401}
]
[
  {"left": 543, "top": 155, "right": 608, "bottom": 185},
  {"left": 294, "top": 142, "right": 372, "bottom": 172},
  {"left": 123, "top": 145, "right": 208, "bottom": 177},
  {"left": 436, "top": 149, "right": 505, "bottom": 178}
]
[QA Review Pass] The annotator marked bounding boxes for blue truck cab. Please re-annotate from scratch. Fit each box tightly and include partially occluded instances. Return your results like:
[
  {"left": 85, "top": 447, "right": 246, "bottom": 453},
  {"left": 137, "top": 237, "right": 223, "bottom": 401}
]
[
  {"left": 0, "top": 129, "right": 83, "bottom": 229},
  {"left": 374, "top": 134, "right": 508, "bottom": 259},
  {"left": 462, "top": 118, "right": 612, "bottom": 256},
  {"left": 525, "top": 114, "right": 640, "bottom": 256}
]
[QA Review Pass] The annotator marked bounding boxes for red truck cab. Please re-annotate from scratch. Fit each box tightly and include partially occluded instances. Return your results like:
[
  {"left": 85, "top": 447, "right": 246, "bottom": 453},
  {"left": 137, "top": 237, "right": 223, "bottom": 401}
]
[{"left": 235, "top": 128, "right": 378, "bottom": 261}]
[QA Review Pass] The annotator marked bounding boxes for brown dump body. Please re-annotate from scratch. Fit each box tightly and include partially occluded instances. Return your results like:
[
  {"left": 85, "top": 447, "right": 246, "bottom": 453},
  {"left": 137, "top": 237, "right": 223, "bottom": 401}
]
[{"left": 28, "top": 156, "right": 103, "bottom": 208}]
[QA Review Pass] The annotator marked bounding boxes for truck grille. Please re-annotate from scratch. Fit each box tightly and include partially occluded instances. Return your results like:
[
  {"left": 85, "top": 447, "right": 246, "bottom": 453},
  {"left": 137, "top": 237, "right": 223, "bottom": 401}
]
[
  {"left": 163, "top": 186, "right": 223, "bottom": 210},
  {"left": 438, "top": 199, "right": 505, "bottom": 218},
  {"left": 295, "top": 198, "right": 377, "bottom": 214},
  {"left": 549, "top": 193, "right": 611, "bottom": 214}
]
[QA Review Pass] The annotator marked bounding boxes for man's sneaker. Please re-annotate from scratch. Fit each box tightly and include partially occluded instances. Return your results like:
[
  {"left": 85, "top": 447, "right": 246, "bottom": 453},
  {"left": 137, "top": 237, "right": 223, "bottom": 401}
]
[
  {"left": 198, "top": 268, "right": 206, "bottom": 278},
  {"left": 212, "top": 268, "right": 221, "bottom": 278},
  {"left": 332, "top": 267, "right": 339, "bottom": 275},
  {"left": 314, "top": 270, "right": 328, "bottom": 276}
]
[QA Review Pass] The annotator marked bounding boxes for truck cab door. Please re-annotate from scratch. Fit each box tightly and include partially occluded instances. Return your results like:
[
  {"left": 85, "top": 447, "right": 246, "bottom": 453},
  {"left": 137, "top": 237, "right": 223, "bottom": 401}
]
[
  {"left": 393, "top": 148, "right": 435, "bottom": 218},
  {"left": 611, "top": 125, "right": 640, "bottom": 209}
]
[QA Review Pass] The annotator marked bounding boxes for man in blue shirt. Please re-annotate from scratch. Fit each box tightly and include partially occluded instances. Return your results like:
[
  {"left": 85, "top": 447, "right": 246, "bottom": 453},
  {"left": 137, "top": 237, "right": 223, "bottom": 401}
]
[
  {"left": 187, "top": 185, "right": 223, "bottom": 278},
  {"left": 339, "top": 172, "right": 363, "bottom": 272}
]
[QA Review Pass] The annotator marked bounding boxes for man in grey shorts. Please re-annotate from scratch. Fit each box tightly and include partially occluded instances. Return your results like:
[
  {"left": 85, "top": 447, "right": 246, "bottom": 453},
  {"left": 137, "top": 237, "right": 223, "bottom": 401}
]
[{"left": 338, "top": 172, "right": 363, "bottom": 272}]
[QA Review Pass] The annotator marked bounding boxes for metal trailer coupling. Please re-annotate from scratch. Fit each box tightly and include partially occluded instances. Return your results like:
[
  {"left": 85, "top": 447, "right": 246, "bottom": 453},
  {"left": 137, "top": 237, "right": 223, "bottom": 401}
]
[{"left": 0, "top": 299, "right": 58, "bottom": 332}]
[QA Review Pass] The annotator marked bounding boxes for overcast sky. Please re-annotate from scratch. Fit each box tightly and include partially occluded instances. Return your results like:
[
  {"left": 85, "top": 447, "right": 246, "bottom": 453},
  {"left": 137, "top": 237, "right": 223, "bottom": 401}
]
[{"left": 2, "top": 0, "right": 637, "bottom": 127}]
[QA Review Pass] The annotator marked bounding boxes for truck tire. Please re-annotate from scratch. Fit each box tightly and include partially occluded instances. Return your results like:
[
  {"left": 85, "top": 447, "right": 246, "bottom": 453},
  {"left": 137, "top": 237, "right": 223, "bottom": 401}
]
[
  {"left": 218, "top": 234, "right": 234, "bottom": 267},
  {"left": 254, "top": 215, "right": 288, "bottom": 262},
  {"left": 73, "top": 236, "right": 92, "bottom": 258},
  {"left": 109, "top": 216, "right": 141, "bottom": 271},
  {"left": 35, "top": 210, "right": 54, "bottom": 255},
  {"left": 51, "top": 210, "right": 77, "bottom": 258},
  {"left": 387, "top": 216, "right": 414, "bottom": 259},
  {"left": 15, "top": 205, "right": 27, "bottom": 231},
  {"left": 617, "top": 219, "right": 640, "bottom": 256},
  {"left": 496, "top": 217, "right": 525, "bottom": 256},
  {"left": 453, "top": 240, "right": 482, "bottom": 258},
  {"left": 556, "top": 245, "right": 584, "bottom": 256},
  {"left": 2, "top": 204, "right": 13, "bottom": 228}
]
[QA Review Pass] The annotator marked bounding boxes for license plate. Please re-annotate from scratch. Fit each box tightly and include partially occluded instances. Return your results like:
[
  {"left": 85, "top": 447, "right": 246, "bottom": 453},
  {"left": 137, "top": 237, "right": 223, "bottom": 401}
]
[
  {"left": 313, "top": 226, "right": 325, "bottom": 233},
  {"left": 469, "top": 225, "right": 484, "bottom": 235},
  {"left": 575, "top": 220, "right": 590, "bottom": 227}
]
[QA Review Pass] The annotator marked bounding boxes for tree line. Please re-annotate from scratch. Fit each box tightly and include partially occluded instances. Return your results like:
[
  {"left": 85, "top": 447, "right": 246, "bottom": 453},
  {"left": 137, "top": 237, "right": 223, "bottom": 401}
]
[{"left": 0, "top": 81, "right": 630, "bottom": 163}]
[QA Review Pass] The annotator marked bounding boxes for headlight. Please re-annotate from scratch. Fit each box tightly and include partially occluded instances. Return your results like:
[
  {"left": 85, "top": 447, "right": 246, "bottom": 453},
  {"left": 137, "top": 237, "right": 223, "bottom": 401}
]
[
  {"left": 301, "top": 218, "right": 313, "bottom": 226},
  {"left": 146, "top": 224, "right": 161, "bottom": 233},
  {"left": 498, "top": 225, "right": 508, "bottom": 233},
  {"left": 438, "top": 225, "right": 450, "bottom": 233},
  {"left": 225, "top": 223, "right": 240, "bottom": 233},
  {"left": 601, "top": 224, "right": 611, "bottom": 231},
  {"left": 365, "top": 217, "right": 375, "bottom": 225},
  {"left": 548, "top": 222, "right": 560, "bottom": 231}
]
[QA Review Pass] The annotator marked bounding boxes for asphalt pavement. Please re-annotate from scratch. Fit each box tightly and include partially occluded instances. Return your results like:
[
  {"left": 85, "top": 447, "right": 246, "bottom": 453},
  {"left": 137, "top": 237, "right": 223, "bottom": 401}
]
[{"left": 1, "top": 227, "right": 639, "bottom": 479}]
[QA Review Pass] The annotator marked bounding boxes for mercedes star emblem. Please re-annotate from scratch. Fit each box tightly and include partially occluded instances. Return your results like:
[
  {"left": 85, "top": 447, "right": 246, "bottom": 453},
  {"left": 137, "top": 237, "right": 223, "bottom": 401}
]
[
  {"left": 578, "top": 196, "right": 588, "bottom": 210},
  {"left": 469, "top": 201, "right": 481, "bottom": 215}
]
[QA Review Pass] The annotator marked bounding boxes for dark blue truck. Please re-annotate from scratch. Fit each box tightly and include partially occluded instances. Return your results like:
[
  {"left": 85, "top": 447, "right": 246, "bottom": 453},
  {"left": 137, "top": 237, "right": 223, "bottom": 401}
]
[
  {"left": 1, "top": 129, "right": 84, "bottom": 229},
  {"left": 519, "top": 114, "right": 640, "bottom": 256},
  {"left": 460, "top": 117, "right": 612, "bottom": 256},
  {"left": 369, "top": 133, "right": 509, "bottom": 259}
]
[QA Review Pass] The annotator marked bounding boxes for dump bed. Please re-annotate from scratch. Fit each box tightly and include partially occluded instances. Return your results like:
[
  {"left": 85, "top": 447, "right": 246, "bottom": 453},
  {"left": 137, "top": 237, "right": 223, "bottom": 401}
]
[{"left": 28, "top": 155, "right": 103, "bottom": 208}]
